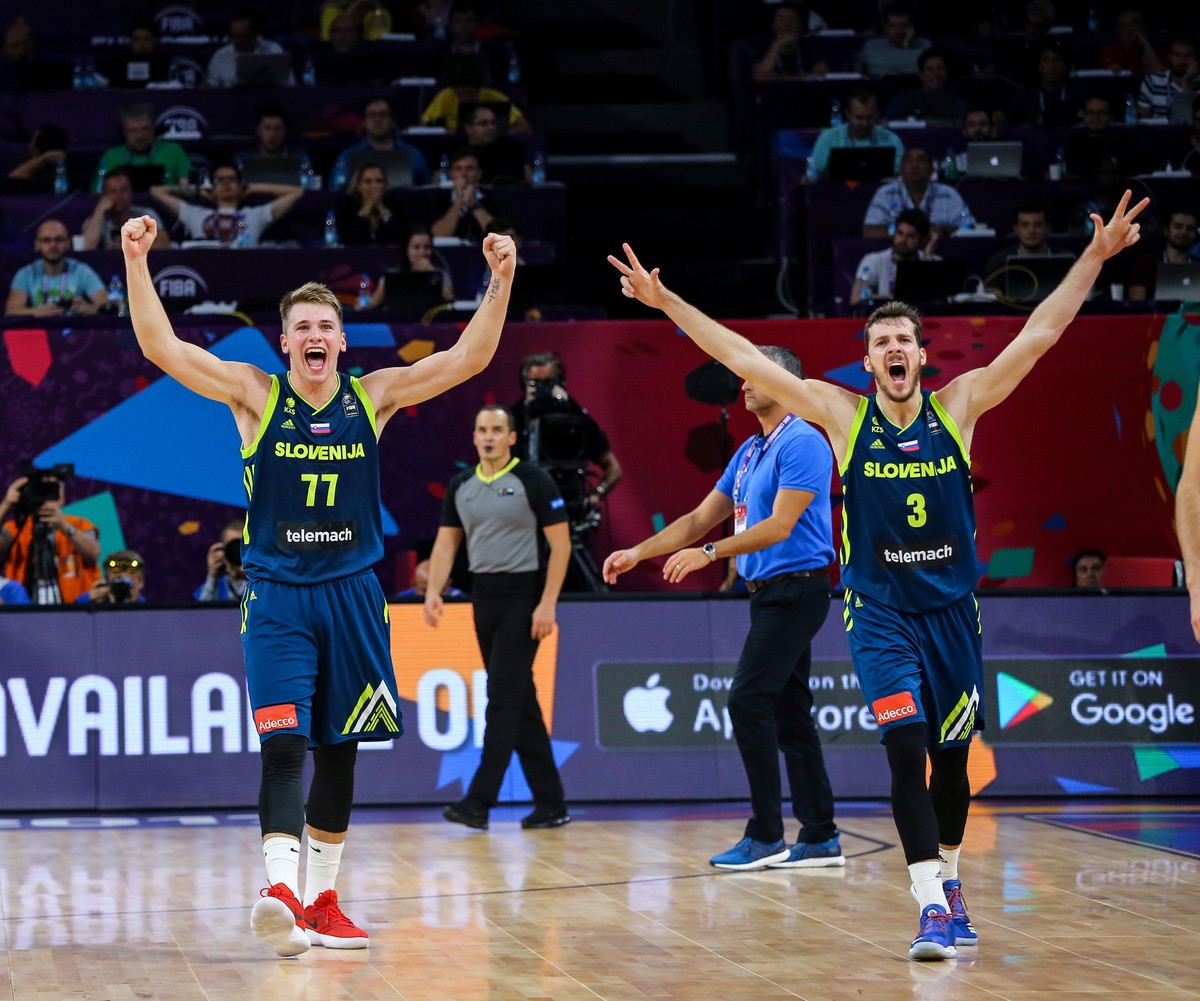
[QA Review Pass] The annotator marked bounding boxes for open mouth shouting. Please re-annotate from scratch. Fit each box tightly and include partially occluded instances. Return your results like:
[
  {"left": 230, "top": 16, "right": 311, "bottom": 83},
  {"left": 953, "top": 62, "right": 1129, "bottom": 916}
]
[{"left": 303, "top": 344, "right": 328, "bottom": 375}]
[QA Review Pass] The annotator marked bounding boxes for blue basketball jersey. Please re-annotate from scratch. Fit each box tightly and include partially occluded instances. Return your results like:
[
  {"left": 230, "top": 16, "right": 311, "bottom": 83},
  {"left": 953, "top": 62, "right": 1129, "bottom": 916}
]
[
  {"left": 839, "top": 390, "right": 977, "bottom": 611},
  {"left": 242, "top": 373, "right": 383, "bottom": 584}
]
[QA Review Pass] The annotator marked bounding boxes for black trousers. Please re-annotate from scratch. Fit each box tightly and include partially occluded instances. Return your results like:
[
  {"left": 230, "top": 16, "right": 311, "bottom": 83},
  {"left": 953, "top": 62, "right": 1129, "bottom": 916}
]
[
  {"left": 466, "top": 572, "right": 565, "bottom": 807},
  {"left": 729, "top": 575, "right": 837, "bottom": 844}
]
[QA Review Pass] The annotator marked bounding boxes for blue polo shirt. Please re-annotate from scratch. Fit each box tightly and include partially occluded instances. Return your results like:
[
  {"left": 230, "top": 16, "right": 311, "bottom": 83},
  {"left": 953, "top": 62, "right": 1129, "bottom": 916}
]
[{"left": 715, "top": 416, "right": 834, "bottom": 582}]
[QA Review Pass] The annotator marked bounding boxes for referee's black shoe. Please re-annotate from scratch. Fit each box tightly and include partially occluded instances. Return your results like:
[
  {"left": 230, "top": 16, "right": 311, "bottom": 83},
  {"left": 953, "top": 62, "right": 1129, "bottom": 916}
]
[
  {"left": 443, "top": 798, "right": 489, "bottom": 830},
  {"left": 521, "top": 804, "right": 571, "bottom": 829}
]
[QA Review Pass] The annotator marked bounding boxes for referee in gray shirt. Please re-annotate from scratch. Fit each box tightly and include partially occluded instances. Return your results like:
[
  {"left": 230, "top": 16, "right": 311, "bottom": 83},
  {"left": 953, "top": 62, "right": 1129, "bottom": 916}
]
[{"left": 425, "top": 404, "right": 573, "bottom": 830}]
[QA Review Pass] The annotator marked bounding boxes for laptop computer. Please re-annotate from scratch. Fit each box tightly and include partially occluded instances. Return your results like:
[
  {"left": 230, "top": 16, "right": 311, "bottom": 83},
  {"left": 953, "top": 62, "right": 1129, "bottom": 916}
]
[
  {"left": 1169, "top": 92, "right": 1196, "bottom": 126},
  {"left": 238, "top": 155, "right": 305, "bottom": 186},
  {"left": 124, "top": 164, "right": 166, "bottom": 191},
  {"left": 341, "top": 148, "right": 414, "bottom": 189},
  {"left": 965, "top": 141, "right": 1024, "bottom": 179},
  {"left": 826, "top": 146, "right": 895, "bottom": 183},
  {"left": 1155, "top": 262, "right": 1200, "bottom": 301},
  {"left": 893, "top": 259, "right": 968, "bottom": 302},
  {"left": 235, "top": 53, "right": 293, "bottom": 88},
  {"left": 312, "top": 51, "right": 385, "bottom": 86},
  {"left": 382, "top": 270, "right": 447, "bottom": 312},
  {"left": 1003, "top": 254, "right": 1074, "bottom": 302}
]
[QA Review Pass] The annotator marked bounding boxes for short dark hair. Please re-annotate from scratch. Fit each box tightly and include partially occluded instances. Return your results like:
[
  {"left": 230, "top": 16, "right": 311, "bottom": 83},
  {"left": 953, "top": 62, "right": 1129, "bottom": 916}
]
[
  {"left": 917, "top": 47, "right": 948, "bottom": 72},
  {"left": 865, "top": 301, "right": 924, "bottom": 343},
  {"left": 476, "top": 404, "right": 515, "bottom": 432},
  {"left": 895, "top": 207, "right": 931, "bottom": 241},
  {"left": 1014, "top": 199, "right": 1048, "bottom": 222},
  {"left": 1166, "top": 207, "right": 1199, "bottom": 227},
  {"left": 520, "top": 351, "right": 564, "bottom": 386},
  {"left": 32, "top": 124, "right": 68, "bottom": 153},
  {"left": 127, "top": 17, "right": 158, "bottom": 36},
  {"left": 1072, "top": 549, "right": 1106, "bottom": 568},
  {"left": 449, "top": 147, "right": 480, "bottom": 167},
  {"left": 361, "top": 94, "right": 393, "bottom": 117},
  {"left": 758, "top": 345, "right": 803, "bottom": 379},
  {"left": 255, "top": 102, "right": 289, "bottom": 126}
]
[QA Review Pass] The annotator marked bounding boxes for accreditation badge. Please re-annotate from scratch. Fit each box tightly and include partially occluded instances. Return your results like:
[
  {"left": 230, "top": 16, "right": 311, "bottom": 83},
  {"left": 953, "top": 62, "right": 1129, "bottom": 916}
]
[{"left": 733, "top": 504, "right": 747, "bottom": 534}]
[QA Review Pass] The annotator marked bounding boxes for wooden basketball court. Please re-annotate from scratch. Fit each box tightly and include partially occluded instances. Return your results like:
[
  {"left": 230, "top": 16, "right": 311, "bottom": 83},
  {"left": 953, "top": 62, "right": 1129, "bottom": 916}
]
[{"left": 1, "top": 799, "right": 1197, "bottom": 1000}]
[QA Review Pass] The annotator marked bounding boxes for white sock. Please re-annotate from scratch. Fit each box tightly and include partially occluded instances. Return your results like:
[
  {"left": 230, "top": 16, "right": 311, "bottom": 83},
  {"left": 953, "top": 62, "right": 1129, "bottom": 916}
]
[
  {"left": 909, "top": 859, "right": 949, "bottom": 912},
  {"left": 939, "top": 844, "right": 961, "bottom": 882},
  {"left": 303, "top": 837, "right": 344, "bottom": 907},
  {"left": 263, "top": 836, "right": 301, "bottom": 897}
]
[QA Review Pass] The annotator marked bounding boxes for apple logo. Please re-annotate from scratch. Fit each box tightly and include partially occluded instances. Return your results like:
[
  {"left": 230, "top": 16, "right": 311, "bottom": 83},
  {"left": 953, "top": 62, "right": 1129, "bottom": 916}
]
[
  {"left": 988, "top": 155, "right": 1000, "bottom": 167},
  {"left": 623, "top": 673, "right": 673, "bottom": 733}
]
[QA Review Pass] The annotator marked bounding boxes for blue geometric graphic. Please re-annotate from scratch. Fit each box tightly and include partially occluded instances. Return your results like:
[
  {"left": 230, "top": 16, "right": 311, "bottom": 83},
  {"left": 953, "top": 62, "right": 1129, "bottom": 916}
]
[
  {"left": 823, "top": 361, "right": 875, "bottom": 392},
  {"left": 436, "top": 722, "right": 579, "bottom": 803},
  {"left": 344, "top": 323, "right": 397, "bottom": 348},
  {"left": 1055, "top": 776, "right": 1118, "bottom": 794}
]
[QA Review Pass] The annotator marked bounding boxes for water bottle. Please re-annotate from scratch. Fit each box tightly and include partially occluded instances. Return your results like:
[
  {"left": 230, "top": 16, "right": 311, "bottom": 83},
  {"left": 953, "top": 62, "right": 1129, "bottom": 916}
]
[
  {"left": 168, "top": 58, "right": 182, "bottom": 85},
  {"left": 940, "top": 147, "right": 958, "bottom": 183},
  {"left": 1124, "top": 92, "right": 1137, "bottom": 125},
  {"left": 235, "top": 212, "right": 250, "bottom": 248},
  {"left": 357, "top": 273, "right": 372, "bottom": 310},
  {"left": 805, "top": 153, "right": 818, "bottom": 182},
  {"left": 324, "top": 210, "right": 338, "bottom": 247},
  {"left": 107, "top": 275, "right": 126, "bottom": 316},
  {"left": 54, "top": 159, "right": 68, "bottom": 195},
  {"left": 434, "top": 152, "right": 451, "bottom": 188},
  {"left": 530, "top": 151, "right": 546, "bottom": 185},
  {"left": 302, "top": 54, "right": 316, "bottom": 87},
  {"left": 958, "top": 207, "right": 974, "bottom": 231},
  {"left": 1049, "top": 145, "right": 1066, "bottom": 181},
  {"left": 830, "top": 96, "right": 843, "bottom": 127},
  {"left": 507, "top": 50, "right": 521, "bottom": 85},
  {"left": 859, "top": 266, "right": 875, "bottom": 306},
  {"left": 1087, "top": 1, "right": 1099, "bottom": 31},
  {"left": 300, "top": 155, "right": 315, "bottom": 190},
  {"left": 72, "top": 59, "right": 85, "bottom": 91},
  {"left": 83, "top": 56, "right": 96, "bottom": 91}
]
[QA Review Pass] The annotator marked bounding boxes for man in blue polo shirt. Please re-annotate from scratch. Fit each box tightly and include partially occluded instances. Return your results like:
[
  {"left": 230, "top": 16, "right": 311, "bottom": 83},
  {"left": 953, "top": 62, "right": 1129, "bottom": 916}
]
[{"left": 602, "top": 346, "right": 844, "bottom": 871}]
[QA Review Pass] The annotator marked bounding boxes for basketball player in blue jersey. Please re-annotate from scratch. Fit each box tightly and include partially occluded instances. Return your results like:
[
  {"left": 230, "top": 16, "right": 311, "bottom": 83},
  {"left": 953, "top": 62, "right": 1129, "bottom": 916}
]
[
  {"left": 121, "top": 214, "right": 517, "bottom": 958},
  {"left": 609, "top": 191, "right": 1147, "bottom": 961}
]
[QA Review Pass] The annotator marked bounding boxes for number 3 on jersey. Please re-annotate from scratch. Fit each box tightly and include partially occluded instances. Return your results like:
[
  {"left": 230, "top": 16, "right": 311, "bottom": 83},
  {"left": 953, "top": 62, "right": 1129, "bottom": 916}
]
[
  {"left": 906, "top": 492, "right": 927, "bottom": 527},
  {"left": 302, "top": 473, "right": 339, "bottom": 507}
]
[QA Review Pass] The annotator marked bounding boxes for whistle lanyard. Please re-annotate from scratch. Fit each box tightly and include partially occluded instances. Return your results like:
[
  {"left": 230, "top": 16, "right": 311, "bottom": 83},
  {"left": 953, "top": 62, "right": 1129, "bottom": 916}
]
[{"left": 732, "top": 414, "right": 794, "bottom": 505}]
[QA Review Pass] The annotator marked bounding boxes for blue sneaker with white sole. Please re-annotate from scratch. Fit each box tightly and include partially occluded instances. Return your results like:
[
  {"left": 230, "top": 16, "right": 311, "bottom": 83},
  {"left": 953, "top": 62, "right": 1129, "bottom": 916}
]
[
  {"left": 943, "top": 879, "right": 978, "bottom": 945},
  {"left": 766, "top": 835, "right": 846, "bottom": 868},
  {"left": 709, "top": 836, "right": 789, "bottom": 870},
  {"left": 909, "top": 904, "right": 958, "bottom": 961}
]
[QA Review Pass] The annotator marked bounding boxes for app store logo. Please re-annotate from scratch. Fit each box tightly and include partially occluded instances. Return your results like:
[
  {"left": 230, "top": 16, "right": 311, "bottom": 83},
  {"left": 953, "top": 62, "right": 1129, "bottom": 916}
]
[{"left": 622, "top": 674, "right": 673, "bottom": 733}]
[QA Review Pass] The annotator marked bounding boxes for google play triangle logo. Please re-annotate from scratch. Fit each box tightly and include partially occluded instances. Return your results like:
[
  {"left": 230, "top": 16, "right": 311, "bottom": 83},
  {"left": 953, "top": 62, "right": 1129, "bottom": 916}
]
[{"left": 996, "top": 672, "right": 1053, "bottom": 729}]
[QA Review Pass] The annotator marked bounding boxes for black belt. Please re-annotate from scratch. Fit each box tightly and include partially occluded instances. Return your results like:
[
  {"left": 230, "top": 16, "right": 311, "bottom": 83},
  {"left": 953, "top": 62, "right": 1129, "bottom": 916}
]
[{"left": 744, "top": 569, "right": 827, "bottom": 593}]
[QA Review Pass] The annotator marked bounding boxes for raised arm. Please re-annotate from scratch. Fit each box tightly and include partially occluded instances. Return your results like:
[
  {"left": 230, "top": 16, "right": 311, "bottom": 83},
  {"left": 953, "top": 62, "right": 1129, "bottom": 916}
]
[
  {"left": 1178, "top": 394, "right": 1200, "bottom": 643},
  {"left": 938, "top": 191, "right": 1148, "bottom": 430},
  {"left": 607, "top": 243, "right": 859, "bottom": 454},
  {"left": 361, "top": 232, "right": 516, "bottom": 430},
  {"left": 122, "top": 215, "right": 269, "bottom": 431}
]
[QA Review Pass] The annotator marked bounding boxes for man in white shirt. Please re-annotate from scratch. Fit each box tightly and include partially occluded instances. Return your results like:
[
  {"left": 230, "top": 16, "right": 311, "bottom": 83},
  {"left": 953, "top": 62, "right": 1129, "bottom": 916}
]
[
  {"left": 151, "top": 162, "right": 303, "bottom": 246},
  {"left": 206, "top": 12, "right": 293, "bottom": 87}
]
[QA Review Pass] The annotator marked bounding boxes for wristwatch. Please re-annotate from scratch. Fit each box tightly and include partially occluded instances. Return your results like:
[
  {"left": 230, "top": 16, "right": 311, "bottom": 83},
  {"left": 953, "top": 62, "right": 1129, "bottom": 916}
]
[
  {"left": 702, "top": 542, "right": 718, "bottom": 562},
  {"left": 594, "top": 482, "right": 608, "bottom": 497}
]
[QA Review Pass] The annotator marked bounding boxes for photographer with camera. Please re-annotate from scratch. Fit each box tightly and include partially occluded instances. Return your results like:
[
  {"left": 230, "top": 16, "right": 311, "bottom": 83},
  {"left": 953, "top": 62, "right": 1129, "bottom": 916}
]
[
  {"left": 0, "top": 465, "right": 100, "bottom": 605},
  {"left": 77, "top": 550, "right": 147, "bottom": 604},
  {"left": 195, "top": 518, "right": 248, "bottom": 601},
  {"left": 511, "top": 352, "right": 622, "bottom": 592},
  {"left": 4, "top": 219, "right": 109, "bottom": 318}
]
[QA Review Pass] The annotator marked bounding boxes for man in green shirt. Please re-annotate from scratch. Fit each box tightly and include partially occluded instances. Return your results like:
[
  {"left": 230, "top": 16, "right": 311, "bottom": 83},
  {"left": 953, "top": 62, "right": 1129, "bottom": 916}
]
[{"left": 92, "top": 101, "right": 193, "bottom": 192}]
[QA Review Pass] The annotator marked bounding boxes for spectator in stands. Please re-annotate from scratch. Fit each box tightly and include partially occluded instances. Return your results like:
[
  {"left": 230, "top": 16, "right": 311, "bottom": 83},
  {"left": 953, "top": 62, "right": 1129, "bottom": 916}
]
[
  {"left": 235, "top": 105, "right": 310, "bottom": 165},
  {"left": 1066, "top": 155, "right": 1159, "bottom": 236},
  {"left": 4, "top": 219, "right": 107, "bottom": 317},
  {"left": 206, "top": 11, "right": 294, "bottom": 88},
  {"left": 1137, "top": 35, "right": 1198, "bottom": 120},
  {"left": 321, "top": 0, "right": 385, "bottom": 39},
  {"left": 1097, "top": 9, "right": 1163, "bottom": 76},
  {"left": 1004, "top": 40, "right": 1089, "bottom": 127},
  {"left": 853, "top": 5, "right": 930, "bottom": 78},
  {"left": 862, "top": 147, "right": 974, "bottom": 238},
  {"left": 1128, "top": 209, "right": 1200, "bottom": 301},
  {"left": 411, "top": 0, "right": 453, "bottom": 40},
  {"left": 1072, "top": 550, "right": 1106, "bottom": 589},
  {"left": 751, "top": 3, "right": 829, "bottom": 82},
  {"left": 78, "top": 550, "right": 148, "bottom": 605},
  {"left": 334, "top": 161, "right": 408, "bottom": 246},
  {"left": 103, "top": 18, "right": 172, "bottom": 89},
  {"left": 395, "top": 558, "right": 465, "bottom": 598},
  {"left": 92, "top": 102, "right": 193, "bottom": 192},
  {"left": 327, "top": 11, "right": 363, "bottom": 53},
  {"left": 0, "top": 468, "right": 100, "bottom": 605},
  {"left": 850, "top": 207, "right": 938, "bottom": 306},
  {"left": 1167, "top": 96, "right": 1200, "bottom": 173},
  {"left": 151, "top": 162, "right": 304, "bottom": 247},
  {"left": 808, "top": 91, "right": 905, "bottom": 180},
  {"left": 81, "top": 167, "right": 171, "bottom": 251},
  {"left": 977, "top": 0, "right": 1057, "bottom": 84},
  {"left": 953, "top": 108, "right": 997, "bottom": 175},
  {"left": 420, "top": 60, "right": 531, "bottom": 134},
  {"left": 366, "top": 223, "right": 456, "bottom": 309},
  {"left": 462, "top": 102, "right": 531, "bottom": 184},
  {"left": 1065, "top": 96, "right": 1143, "bottom": 181},
  {"left": 0, "top": 16, "right": 38, "bottom": 91},
  {"left": 6, "top": 124, "right": 68, "bottom": 189},
  {"left": 441, "top": 2, "right": 508, "bottom": 86},
  {"left": 431, "top": 149, "right": 495, "bottom": 242},
  {"left": 195, "top": 519, "right": 247, "bottom": 601},
  {"left": 330, "top": 96, "right": 432, "bottom": 188},
  {"left": 884, "top": 47, "right": 969, "bottom": 125},
  {"left": 984, "top": 200, "right": 1068, "bottom": 283}
]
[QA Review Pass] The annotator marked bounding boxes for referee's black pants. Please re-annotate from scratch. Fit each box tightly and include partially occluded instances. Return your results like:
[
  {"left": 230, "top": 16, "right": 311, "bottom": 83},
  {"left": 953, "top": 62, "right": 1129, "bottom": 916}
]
[
  {"left": 729, "top": 575, "right": 838, "bottom": 845},
  {"left": 466, "top": 572, "right": 565, "bottom": 807}
]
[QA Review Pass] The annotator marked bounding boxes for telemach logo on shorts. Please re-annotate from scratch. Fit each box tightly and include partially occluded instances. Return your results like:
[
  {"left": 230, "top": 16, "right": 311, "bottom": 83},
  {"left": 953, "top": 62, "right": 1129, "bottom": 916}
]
[
  {"left": 277, "top": 520, "right": 358, "bottom": 549},
  {"left": 255, "top": 703, "right": 299, "bottom": 735},
  {"left": 342, "top": 681, "right": 401, "bottom": 736},
  {"left": 872, "top": 691, "right": 918, "bottom": 726}
]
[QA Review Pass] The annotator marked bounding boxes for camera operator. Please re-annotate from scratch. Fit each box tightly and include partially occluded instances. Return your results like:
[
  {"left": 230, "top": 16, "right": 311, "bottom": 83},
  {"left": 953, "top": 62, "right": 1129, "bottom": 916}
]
[
  {"left": 195, "top": 518, "right": 248, "bottom": 601},
  {"left": 0, "top": 467, "right": 100, "bottom": 604},
  {"left": 78, "top": 549, "right": 147, "bottom": 604}
]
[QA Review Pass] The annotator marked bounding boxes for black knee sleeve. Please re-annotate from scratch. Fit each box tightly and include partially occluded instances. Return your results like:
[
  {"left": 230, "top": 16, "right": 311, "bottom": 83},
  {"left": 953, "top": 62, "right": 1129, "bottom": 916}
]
[
  {"left": 883, "top": 722, "right": 939, "bottom": 865},
  {"left": 259, "top": 733, "right": 308, "bottom": 838},
  {"left": 306, "top": 740, "right": 359, "bottom": 834},
  {"left": 928, "top": 745, "right": 971, "bottom": 846}
]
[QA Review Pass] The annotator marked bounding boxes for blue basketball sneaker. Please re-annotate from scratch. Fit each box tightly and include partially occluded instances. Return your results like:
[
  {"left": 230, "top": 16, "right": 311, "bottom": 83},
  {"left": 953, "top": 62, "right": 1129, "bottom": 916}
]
[
  {"left": 909, "top": 904, "right": 958, "bottom": 961},
  {"left": 766, "top": 835, "right": 846, "bottom": 868},
  {"left": 943, "top": 879, "right": 978, "bottom": 945},
  {"left": 709, "top": 836, "right": 789, "bottom": 870}
]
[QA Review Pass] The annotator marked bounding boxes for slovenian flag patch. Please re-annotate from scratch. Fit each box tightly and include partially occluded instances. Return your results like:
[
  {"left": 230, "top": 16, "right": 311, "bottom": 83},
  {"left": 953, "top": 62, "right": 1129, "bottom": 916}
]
[
  {"left": 897, "top": 439, "right": 919, "bottom": 452},
  {"left": 310, "top": 422, "right": 331, "bottom": 435}
]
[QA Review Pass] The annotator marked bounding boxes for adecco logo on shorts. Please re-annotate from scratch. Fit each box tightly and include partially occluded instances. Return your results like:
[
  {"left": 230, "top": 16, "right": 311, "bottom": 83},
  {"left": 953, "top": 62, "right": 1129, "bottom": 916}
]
[
  {"left": 254, "top": 703, "right": 299, "bottom": 734},
  {"left": 872, "top": 691, "right": 918, "bottom": 726}
]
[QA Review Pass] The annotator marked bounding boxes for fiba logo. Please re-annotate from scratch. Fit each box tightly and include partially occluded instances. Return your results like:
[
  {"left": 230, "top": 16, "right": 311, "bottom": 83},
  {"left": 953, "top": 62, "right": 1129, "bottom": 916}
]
[
  {"left": 153, "top": 265, "right": 209, "bottom": 299},
  {"left": 154, "top": 5, "right": 203, "bottom": 35},
  {"left": 157, "top": 105, "right": 208, "bottom": 141}
]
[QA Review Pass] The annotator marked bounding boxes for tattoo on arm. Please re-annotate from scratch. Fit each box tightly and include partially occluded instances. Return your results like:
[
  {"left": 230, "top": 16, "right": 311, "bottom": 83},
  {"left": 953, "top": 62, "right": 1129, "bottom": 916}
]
[{"left": 486, "top": 278, "right": 502, "bottom": 303}]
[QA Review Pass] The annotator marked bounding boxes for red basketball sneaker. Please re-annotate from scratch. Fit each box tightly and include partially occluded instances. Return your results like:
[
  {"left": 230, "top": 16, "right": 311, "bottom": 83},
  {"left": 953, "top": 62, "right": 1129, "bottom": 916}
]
[
  {"left": 304, "top": 889, "right": 369, "bottom": 949},
  {"left": 250, "top": 883, "right": 312, "bottom": 957}
]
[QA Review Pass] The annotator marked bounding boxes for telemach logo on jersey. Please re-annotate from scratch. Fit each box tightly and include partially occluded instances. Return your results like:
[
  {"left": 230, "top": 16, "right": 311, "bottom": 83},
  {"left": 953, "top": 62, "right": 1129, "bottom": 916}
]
[
  {"left": 875, "top": 538, "right": 957, "bottom": 568},
  {"left": 277, "top": 520, "right": 358, "bottom": 549}
]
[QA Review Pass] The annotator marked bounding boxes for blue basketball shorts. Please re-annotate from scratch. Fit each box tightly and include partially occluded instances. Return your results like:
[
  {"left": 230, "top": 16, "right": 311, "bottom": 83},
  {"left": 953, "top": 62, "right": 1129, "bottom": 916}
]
[
  {"left": 842, "top": 588, "right": 984, "bottom": 747},
  {"left": 240, "top": 570, "right": 403, "bottom": 747}
]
